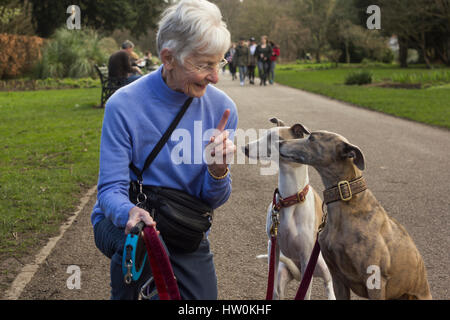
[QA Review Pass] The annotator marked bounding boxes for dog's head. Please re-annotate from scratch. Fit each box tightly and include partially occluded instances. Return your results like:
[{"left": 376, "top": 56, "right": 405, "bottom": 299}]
[
  {"left": 242, "top": 117, "right": 310, "bottom": 163},
  {"left": 279, "top": 129, "right": 365, "bottom": 174}
]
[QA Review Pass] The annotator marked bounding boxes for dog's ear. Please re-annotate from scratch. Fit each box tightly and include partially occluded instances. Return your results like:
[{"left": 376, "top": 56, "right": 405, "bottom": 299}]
[
  {"left": 270, "top": 118, "right": 286, "bottom": 127},
  {"left": 290, "top": 123, "right": 311, "bottom": 138},
  {"left": 341, "top": 142, "right": 365, "bottom": 171}
]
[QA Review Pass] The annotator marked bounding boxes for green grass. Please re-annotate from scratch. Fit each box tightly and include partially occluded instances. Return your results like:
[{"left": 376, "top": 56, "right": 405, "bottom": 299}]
[
  {"left": 0, "top": 88, "right": 103, "bottom": 256},
  {"left": 275, "top": 63, "right": 450, "bottom": 129}
]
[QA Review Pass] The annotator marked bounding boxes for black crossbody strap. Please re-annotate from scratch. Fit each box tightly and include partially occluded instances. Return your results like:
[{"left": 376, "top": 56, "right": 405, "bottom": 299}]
[{"left": 129, "top": 97, "right": 194, "bottom": 182}]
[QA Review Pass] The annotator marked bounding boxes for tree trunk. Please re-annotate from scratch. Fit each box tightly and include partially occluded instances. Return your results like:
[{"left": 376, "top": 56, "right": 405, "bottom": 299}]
[
  {"left": 436, "top": 43, "right": 450, "bottom": 65},
  {"left": 345, "top": 39, "right": 350, "bottom": 64},
  {"left": 398, "top": 36, "right": 408, "bottom": 68},
  {"left": 421, "top": 31, "right": 433, "bottom": 69}
]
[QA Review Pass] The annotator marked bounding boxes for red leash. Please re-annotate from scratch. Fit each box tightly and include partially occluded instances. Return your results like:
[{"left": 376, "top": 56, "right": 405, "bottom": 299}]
[
  {"left": 266, "top": 235, "right": 277, "bottom": 300},
  {"left": 142, "top": 226, "right": 181, "bottom": 300},
  {"left": 294, "top": 237, "right": 321, "bottom": 300}
]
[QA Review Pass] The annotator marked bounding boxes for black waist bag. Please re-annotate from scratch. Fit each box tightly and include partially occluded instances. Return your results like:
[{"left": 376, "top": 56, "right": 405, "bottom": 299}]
[{"left": 129, "top": 182, "right": 213, "bottom": 253}]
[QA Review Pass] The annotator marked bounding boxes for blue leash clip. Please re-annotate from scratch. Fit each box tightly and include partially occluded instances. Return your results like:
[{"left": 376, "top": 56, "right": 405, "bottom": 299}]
[{"left": 122, "top": 221, "right": 147, "bottom": 284}]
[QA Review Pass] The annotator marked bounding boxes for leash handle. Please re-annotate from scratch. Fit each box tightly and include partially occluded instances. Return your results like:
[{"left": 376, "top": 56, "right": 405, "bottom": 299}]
[
  {"left": 142, "top": 226, "right": 181, "bottom": 300},
  {"left": 130, "top": 221, "right": 145, "bottom": 235}
]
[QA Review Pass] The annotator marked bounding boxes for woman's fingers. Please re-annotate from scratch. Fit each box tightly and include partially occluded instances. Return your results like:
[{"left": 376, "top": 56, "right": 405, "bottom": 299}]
[
  {"left": 209, "top": 129, "right": 229, "bottom": 145},
  {"left": 212, "top": 140, "right": 236, "bottom": 163},
  {"left": 126, "top": 206, "right": 157, "bottom": 234},
  {"left": 215, "top": 109, "right": 230, "bottom": 132}
]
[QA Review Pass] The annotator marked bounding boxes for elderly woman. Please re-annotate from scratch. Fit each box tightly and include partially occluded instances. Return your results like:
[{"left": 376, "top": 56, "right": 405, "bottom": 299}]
[{"left": 91, "top": 0, "right": 237, "bottom": 300}]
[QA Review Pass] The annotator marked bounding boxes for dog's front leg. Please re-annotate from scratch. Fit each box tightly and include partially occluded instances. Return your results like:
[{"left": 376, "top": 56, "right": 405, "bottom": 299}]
[
  {"left": 276, "top": 260, "right": 293, "bottom": 300},
  {"left": 366, "top": 277, "right": 387, "bottom": 300},
  {"left": 332, "top": 275, "right": 351, "bottom": 300},
  {"left": 271, "top": 240, "right": 282, "bottom": 300}
]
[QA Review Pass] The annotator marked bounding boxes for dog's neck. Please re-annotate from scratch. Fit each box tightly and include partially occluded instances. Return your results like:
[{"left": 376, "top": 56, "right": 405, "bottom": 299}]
[
  {"left": 278, "top": 161, "right": 309, "bottom": 198},
  {"left": 317, "top": 164, "right": 362, "bottom": 190}
]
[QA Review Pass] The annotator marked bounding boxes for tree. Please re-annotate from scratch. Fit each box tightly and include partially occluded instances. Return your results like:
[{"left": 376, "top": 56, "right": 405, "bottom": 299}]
[
  {"left": 292, "top": 0, "right": 337, "bottom": 62},
  {"left": 269, "top": 15, "right": 311, "bottom": 61},
  {"left": 211, "top": 0, "right": 243, "bottom": 41},
  {"left": 25, "top": 0, "right": 165, "bottom": 38},
  {"left": 0, "top": 0, "right": 34, "bottom": 35},
  {"left": 213, "top": 0, "right": 282, "bottom": 42},
  {"left": 355, "top": 0, "right": 450, "bottom": 68}
]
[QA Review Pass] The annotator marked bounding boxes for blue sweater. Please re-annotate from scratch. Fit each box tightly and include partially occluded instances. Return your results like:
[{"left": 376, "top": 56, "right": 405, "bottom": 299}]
[{"left": 91, "top": 65, "right": 238, "bottom": 228}]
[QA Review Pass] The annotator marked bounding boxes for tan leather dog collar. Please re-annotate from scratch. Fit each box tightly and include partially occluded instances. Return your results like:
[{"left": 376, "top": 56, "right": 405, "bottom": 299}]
[{"left": 323, "top": 176, "right": 367, "bottom": 205}]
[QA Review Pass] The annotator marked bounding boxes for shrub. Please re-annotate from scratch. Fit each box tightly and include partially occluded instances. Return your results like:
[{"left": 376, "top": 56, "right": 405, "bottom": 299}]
[
  {"left": 391, "top": 71, "right": 450, "bottom": 85},
  {"left": 34, "top": 28, "right": 108, "bottom": 79},
  {"left": 0, "top": 34, "right": 45, "bottom": 79},
  {"left": 0, "top": 77, "right": 101, "bottom": 91},
  {"left": 98, "top": 37, "right": 119, "bottom": 56},
  {"left": 345, "top": 70, "right": 373, "bottom": 85}
]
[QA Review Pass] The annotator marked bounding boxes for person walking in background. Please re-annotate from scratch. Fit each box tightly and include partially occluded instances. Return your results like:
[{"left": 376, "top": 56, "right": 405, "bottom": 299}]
[
  {"left": 255, "top": 35, "right": 272, "bottom": 86},
  {"left": 247, "top": 37, "right": 257, "bottom": 85},
  {"left": 225, "top": 43, "right": 237, "bottom": 80},
  {"left": 235, "top": 37, "right": 249, "bottom": 86},
  {"left": 269, "top": 41, "right": 280, "bottom": 85}
]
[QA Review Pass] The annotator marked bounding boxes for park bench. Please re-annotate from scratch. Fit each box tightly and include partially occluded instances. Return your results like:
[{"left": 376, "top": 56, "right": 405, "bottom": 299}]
[{"left": 94, "top": 64, "right": 127, "bottom": 108}]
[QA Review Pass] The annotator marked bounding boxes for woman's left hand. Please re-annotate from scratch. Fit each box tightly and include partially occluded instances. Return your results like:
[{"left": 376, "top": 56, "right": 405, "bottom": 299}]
[{"left": 206, "top": 109, "right": 236, "bottom": 177}]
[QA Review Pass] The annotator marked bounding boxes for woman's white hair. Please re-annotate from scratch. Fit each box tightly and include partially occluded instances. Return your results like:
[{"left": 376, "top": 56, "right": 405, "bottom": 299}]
[{"left": 157, "top": 0, "right": 231, "bottom": 63}]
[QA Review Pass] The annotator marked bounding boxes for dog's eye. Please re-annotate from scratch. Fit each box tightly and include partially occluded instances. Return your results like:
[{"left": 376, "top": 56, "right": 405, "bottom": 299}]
[{"left": 309, "top": 135, "right": 315, "bottom": 142}]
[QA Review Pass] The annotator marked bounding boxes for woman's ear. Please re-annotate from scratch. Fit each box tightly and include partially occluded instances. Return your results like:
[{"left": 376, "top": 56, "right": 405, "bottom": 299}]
[{"left": 160, "top": 48, "right": 175, "bottom": 70}]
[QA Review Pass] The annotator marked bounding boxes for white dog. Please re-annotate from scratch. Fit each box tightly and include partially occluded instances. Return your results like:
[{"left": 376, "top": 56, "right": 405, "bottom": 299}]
[{"left": 244, "top": 118, "right": 335, "bottom": 300}]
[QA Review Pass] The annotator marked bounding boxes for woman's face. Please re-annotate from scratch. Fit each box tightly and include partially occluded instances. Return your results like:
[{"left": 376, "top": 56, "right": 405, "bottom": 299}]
[{"left": 169, "top": 53, "right": 224, "bottom": 98}]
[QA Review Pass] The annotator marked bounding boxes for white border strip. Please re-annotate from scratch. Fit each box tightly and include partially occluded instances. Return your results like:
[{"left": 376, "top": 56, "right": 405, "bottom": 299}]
[{"left": 3, "top": 185, "right": 97, "bottom": 300}]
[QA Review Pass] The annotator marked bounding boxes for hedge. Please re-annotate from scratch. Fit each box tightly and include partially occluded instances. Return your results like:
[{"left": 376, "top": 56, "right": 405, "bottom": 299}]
[{"left": 0, "top": 33, "right": 45, "bottom": 79}]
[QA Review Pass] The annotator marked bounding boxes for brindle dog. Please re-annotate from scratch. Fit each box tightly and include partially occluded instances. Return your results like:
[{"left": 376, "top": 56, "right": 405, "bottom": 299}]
[{"left": 279, "top": 126, "right": 432, "bottom": 300}]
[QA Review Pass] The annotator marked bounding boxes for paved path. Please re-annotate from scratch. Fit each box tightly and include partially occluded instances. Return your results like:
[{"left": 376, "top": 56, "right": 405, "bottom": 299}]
[{"left": 8, "top": 72, "right": 450, "bottom": 299}]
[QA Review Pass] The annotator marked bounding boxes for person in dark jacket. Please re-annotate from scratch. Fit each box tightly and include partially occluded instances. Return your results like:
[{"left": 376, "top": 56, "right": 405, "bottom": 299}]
[
  {"left": 224, "top": 43, "right": 237, "bottom": 80},
  {"left": 235, "top": 37, "right": 249, "bottom": 86},
  {"left": 108, "top": 40, "right": 143, "bottom": 84},
  {"left": 255, "top": 35, "right": 272, "bottom": 86},
  {"left": 247, "top": 37, "right": 257, "bottom": 85}
]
